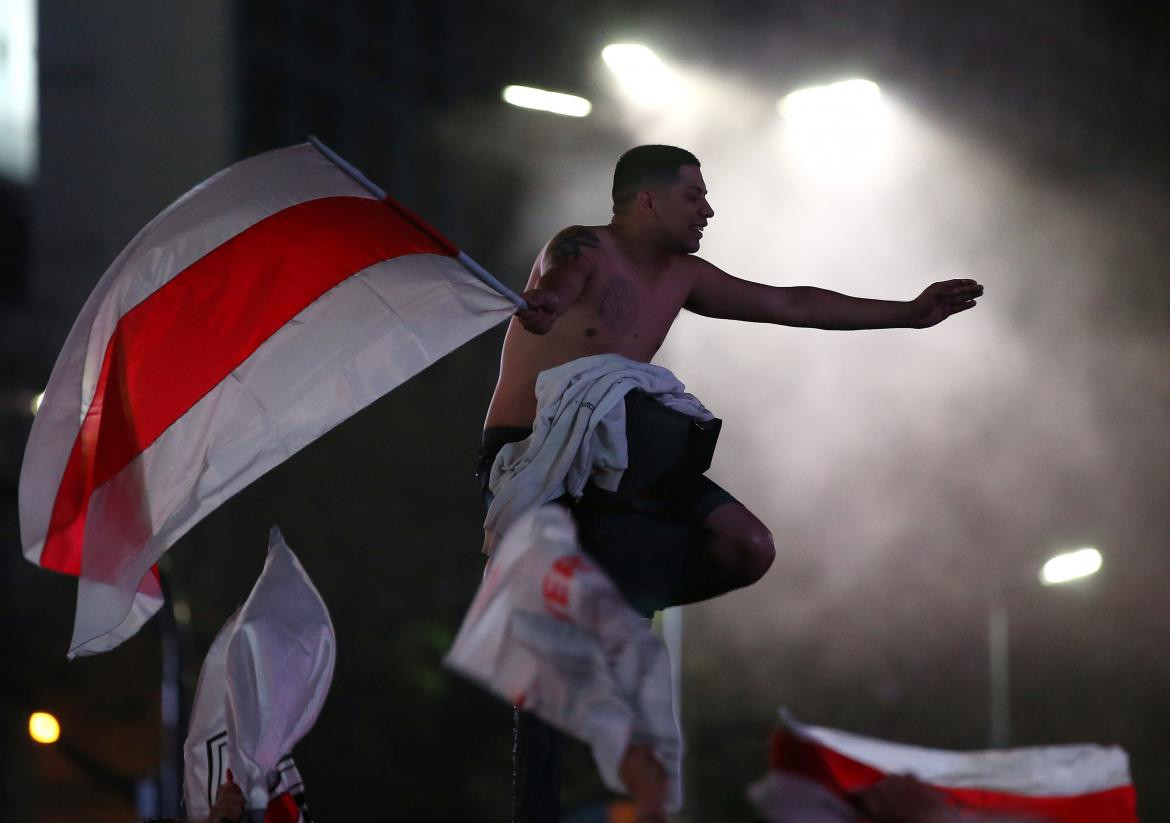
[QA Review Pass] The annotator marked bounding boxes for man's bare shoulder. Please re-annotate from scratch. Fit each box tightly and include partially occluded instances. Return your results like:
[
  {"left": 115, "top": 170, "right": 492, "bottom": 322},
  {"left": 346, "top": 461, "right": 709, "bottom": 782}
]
[
  {"left": 670, "top": 252, "right": 723, "bottom": 293},
  {"left": 680, "top": 253, "right": 721, "bottom": 274},
  {"left": 542, "top": 224, "right": 609, "bottom": 269},
  {"left": 674, "top": 254, "right": 746, "bottom": 312}
]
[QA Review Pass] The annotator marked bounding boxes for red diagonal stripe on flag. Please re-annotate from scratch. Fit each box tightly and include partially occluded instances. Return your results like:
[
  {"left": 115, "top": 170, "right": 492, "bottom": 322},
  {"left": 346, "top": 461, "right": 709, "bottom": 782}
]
[
  {"left": 771, "top": 729, "right": 1138, "bottom": 823},
  {"left": 41, "top": 194, "right": 454, "bottom": 574}
]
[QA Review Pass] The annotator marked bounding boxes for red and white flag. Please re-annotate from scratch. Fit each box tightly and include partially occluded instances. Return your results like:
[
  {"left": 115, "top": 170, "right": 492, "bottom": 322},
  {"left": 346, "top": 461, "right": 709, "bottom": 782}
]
[
  {"left": 19, "top": 143, "right": 517, "bottom": 657},
  {"left": 750, "top": 712, "right": 1138, "bottom": 823}
]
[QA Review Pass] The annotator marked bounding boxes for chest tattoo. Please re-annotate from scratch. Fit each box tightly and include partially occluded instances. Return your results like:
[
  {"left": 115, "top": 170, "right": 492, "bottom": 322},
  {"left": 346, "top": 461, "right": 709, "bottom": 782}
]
[{"left": 598, "top": 276, "right": 639, "bottom": 332}]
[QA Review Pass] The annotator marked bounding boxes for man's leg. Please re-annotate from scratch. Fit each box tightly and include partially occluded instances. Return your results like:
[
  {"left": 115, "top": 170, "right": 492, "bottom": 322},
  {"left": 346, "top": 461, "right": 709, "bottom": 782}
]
[
  {"left": 673, "top": 501, "right": 775, "bottom": 605},
  {"left": 576, "top": 498, "right": 774, "bottom": 615}
]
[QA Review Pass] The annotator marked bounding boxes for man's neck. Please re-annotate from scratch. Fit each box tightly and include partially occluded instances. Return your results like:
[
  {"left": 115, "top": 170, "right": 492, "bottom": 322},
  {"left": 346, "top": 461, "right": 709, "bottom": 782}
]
[{"left": 608, "top": 219, "right": 673, "bottom": 272}]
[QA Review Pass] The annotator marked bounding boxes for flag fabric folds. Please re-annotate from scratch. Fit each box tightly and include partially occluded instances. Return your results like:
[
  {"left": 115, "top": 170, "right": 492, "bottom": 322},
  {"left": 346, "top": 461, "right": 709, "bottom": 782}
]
[
  {"left": 749, "top": 711, "right": 1138, "bottom": 823},
  {"left": 445, "top": 505, "right": 684, "bottom": 812},
  {"left": 18, "top": 142, "right": 517, "bottom": 657},
  {"left": 183, "top": 526, "right": 333, "bottom": 821}
]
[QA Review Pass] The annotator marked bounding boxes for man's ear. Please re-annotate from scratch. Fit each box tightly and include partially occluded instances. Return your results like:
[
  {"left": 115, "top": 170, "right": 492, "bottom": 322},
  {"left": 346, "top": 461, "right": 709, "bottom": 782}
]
[{"left": 635, "top": 188, "right": 656, "bottom": 217}]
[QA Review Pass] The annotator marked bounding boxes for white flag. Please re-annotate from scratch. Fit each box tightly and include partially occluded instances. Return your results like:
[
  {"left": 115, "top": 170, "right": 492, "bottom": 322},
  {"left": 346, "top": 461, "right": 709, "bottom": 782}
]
[
  {"left": 445, "top": 505, "right": 684, "bottom": 811},
  {"left": 183, "top": 526, "right": 334, "bottom": 820}
]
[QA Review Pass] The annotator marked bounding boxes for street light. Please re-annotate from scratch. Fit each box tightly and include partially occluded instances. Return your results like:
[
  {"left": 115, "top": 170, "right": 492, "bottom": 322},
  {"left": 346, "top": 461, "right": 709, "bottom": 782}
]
[
  {"left": 988, "top": 547, "right": 1102, "bottom": 747},
  {"left": 776, "top": 78, "right": 891, "bottom": 181},
  {"left": 502, "top": 85, "right": 592, "bottom": 118},
  {"left": 601, "top": 43, "right": 680, "bottom": 109},
  {"left": 777, "top": 78, "right": 884, "bottom": 125},
  {"left": 1039, "top": 547, "right": 1102, "bottom": 586}
]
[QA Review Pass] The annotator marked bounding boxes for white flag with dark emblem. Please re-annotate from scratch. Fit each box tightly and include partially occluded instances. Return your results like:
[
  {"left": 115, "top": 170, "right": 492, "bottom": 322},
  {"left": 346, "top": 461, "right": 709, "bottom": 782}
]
[{"left": 184, "top": 527, "right": 333, "bottom": 821}]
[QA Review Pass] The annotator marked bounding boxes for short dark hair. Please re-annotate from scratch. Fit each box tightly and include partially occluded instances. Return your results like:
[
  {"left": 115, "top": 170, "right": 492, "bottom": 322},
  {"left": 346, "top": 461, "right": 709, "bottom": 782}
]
[{"left": 612, "top": 145, "right": 700, "bottom": 213}]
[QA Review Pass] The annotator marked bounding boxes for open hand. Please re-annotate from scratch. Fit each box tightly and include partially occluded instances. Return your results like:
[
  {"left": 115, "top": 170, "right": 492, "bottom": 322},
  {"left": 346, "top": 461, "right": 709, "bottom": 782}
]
[
  {"left": 515, "top": 288, "right": 561, "bottom": 334},
  {"left": 909, "top": 279, "right": 983, "bottom": 328}
]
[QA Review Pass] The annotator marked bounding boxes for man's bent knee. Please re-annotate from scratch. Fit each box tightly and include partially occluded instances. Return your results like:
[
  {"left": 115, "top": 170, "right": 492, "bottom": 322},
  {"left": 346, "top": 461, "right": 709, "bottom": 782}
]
[
  {"left": 704, "top": 503, "right": 776, "bottom": 586},
  {"left": 736, "top": 524, "right": 775, "bottom": 584}
]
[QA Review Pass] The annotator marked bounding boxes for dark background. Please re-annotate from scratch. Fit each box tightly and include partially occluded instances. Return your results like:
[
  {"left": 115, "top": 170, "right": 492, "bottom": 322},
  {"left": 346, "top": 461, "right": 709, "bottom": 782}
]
[{"left": 2, "top": 1, "right": 1168, "bottom": 820}]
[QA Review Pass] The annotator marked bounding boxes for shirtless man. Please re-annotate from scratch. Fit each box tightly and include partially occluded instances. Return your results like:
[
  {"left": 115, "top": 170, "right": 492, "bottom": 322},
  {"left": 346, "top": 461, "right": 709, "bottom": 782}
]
[
  {"left": 481, "top": 144, "right": 982, "bottom": 822},
  {"left": 485, "top": 144, "right": 982, "bottom": 602}
]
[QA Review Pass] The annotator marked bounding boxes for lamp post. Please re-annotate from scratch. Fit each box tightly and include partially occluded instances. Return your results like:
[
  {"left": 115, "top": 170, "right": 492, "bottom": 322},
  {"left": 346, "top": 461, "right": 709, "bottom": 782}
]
[{"left": 987, "top": 547, "right": 1102, "bottom": 748}]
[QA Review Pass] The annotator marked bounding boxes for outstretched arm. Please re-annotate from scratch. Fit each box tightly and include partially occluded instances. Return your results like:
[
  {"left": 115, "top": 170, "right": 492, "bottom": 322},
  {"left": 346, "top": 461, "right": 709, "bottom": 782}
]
[
  {"left": 686, "top": 259, "right": 983, "bottom": 330},
  {"left": 514, "top": 225, "right": 599, "bottom": 334}
]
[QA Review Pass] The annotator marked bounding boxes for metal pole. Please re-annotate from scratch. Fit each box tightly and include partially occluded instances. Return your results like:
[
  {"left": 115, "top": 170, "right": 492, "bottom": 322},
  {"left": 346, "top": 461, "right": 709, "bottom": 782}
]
[
  {"left": 157, "top": 567, "right": 185, "bottom": 816},
  {"left": 987, "top": 596, "right": 1011, "bottom": 748},
  {"left": 662, "top": 607, "right": 683, "bottom": 730},
  {"left": 662, "top": 607, "right": 685, "bottom": 807},
  {"left": 307, "top": 134, "right": 388, "bottom": 199},
  {"left": 307, "top": 135, "right": 528, "bottom": 309}
]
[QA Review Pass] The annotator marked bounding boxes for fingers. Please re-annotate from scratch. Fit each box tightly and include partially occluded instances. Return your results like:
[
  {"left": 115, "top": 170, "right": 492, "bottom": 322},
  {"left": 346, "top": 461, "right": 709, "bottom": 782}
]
[
  {"left": 515, "top": 307, "right": 555, "bottom": 334},
  {"left": 226, "top": 768, "right": 235, "bottom": 784},
  {"left": 521, "top": 287, "right": 559, "bottom": 312},
  {"left": 942, "top": 279, "right": 983, "bottom": 294},
  {"left": 936, "top": 284, "right": 982, "bottom": 316},
  {"left": 515, "top": 287, "right": 560, "bottom": 333},
  {"left": 942, "top": 283, "right": 982, "bottom": 299}
]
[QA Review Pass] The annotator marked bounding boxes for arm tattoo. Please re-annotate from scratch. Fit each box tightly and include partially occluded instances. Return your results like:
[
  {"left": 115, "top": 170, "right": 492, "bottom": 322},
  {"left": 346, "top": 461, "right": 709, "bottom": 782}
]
[{"left": 548, "top": 226, "right": 600, "bottom": 267}]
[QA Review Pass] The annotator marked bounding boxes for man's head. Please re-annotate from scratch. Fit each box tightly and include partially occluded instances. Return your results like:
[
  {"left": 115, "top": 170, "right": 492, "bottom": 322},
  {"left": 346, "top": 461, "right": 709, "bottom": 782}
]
[{"left": 611, "top": 144, "right": 713, "bottom": 253}]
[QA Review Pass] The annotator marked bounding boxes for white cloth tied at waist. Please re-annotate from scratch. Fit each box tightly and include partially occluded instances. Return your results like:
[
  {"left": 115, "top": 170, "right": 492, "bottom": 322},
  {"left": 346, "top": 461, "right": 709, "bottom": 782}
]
[
  {"left": 447, "top": 504, "right": 684, "bottom": 811},
  {"left": 484, "top": 353, "right": 712, "bottom": 555}
]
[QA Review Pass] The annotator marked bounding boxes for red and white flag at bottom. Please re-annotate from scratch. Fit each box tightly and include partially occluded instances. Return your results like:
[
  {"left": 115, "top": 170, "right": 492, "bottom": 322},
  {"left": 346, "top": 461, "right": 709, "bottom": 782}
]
[{"left": 749, "top": 711, "right": 1137, "bottom": 823}]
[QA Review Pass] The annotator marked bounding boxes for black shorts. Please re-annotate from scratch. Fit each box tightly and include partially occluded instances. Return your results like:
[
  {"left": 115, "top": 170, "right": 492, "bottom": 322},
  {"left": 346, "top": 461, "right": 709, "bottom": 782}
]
[
  {"left": 477, "top": 412, "right": 736, "bottom": 524},
  {"left": 476, "top": 426, "right": 535, "bottom": 510},
  {"left": 479, "top": 395, "right": 737, "bottom": 616}
]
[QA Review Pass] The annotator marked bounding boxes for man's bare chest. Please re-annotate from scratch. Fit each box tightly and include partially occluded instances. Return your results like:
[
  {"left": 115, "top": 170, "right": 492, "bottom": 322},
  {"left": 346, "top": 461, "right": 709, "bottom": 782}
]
[{"left": 573, "top": 266, "right": 689, "bottom": 346}]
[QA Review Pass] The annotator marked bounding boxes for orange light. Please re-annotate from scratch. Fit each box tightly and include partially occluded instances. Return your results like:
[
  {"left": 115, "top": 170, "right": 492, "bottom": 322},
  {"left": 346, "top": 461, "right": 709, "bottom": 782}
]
[{"left": 29, "top": 711, "right": 60, "bottom": 744}]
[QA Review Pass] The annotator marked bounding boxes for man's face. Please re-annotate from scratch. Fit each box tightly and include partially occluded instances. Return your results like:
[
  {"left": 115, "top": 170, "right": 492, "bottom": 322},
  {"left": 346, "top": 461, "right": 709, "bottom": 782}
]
[{"left": 656, "top": 164, "right": 714, "bottom": 253}]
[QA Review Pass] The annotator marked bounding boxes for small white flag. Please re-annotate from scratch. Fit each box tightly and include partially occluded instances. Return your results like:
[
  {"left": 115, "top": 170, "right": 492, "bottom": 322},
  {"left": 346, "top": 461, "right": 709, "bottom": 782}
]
[{"left": 183, "top": 527, "right": 334, "bottom": 821}]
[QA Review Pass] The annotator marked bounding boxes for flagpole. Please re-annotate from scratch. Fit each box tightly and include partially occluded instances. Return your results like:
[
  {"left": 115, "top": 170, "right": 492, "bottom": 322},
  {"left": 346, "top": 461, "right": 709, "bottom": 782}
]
[
  {"left": 156, "top": 561, "right": 188, "bottom": 818},
  {"left": 307, "top": 135, "right": 528, "bottom": 310}
]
